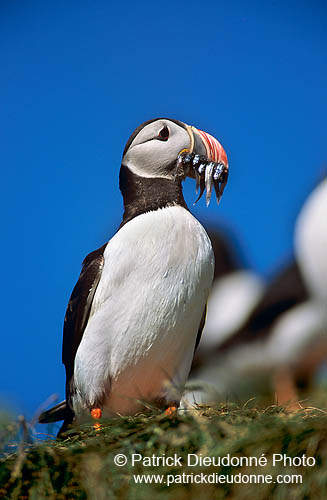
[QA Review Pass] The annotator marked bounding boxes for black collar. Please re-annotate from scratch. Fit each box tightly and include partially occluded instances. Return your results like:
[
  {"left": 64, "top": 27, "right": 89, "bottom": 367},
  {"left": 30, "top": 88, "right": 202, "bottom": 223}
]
[{"left": 119, "top": 165, "right": 188, "bottom": 229}]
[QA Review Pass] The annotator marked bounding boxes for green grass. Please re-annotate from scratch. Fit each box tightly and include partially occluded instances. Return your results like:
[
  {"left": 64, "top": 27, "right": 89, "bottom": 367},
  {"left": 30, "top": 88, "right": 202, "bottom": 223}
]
[{"left": 1, "top": 393, "right": 327, "bottom": 500}]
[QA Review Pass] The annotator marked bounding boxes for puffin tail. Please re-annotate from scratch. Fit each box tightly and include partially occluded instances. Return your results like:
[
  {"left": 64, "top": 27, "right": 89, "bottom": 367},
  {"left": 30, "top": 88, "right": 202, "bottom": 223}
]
[{"left": 38, "top": 400, "right": 70, "bottom": 423}]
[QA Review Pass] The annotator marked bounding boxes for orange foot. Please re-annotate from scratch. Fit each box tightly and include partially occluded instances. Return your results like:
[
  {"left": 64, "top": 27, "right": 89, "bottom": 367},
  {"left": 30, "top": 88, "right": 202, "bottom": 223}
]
[
  {"left": 91, "top": 407, "right": 102, "bottom": 431},
  {"left": 165, "top": 406, "right": 177, "bottom": 416}
]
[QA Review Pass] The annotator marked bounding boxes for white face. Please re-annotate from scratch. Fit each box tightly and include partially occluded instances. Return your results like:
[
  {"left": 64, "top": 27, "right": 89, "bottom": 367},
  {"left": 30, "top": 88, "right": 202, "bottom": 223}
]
[{"left": 122, "top": 119, "right": 191, "bottom": 179}]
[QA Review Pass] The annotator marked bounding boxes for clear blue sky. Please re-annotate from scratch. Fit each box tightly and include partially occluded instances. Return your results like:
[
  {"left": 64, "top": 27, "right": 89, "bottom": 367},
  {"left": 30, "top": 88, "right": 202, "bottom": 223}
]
[{"left": 1, "top": 0, "right": 326, "bottom": 417}]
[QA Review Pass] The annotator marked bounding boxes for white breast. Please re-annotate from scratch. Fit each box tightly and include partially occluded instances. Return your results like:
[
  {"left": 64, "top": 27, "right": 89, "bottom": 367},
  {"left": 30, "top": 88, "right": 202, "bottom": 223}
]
[{"left": 73, "top": 206, "right": 214, "bottom": 417}]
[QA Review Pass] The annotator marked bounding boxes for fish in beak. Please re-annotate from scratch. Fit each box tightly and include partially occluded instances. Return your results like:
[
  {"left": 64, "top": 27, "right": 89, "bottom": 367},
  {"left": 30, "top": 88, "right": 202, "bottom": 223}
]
[{"left": 176, "top": 124, "right": 229, "bottom": 206}]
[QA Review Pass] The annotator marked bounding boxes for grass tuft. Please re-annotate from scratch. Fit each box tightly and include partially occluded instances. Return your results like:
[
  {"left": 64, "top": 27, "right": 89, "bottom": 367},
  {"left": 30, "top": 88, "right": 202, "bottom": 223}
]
[{"left": 1, "top": 396, "right": 327, "bottom": 499}]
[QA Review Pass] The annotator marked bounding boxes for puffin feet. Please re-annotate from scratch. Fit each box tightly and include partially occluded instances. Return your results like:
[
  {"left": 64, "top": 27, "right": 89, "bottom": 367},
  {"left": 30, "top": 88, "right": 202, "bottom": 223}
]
[
  {"left": 91, "top": 407, "right": 102, "bottom": 431},
  {"left": 165, "top": 405, "right": 178, "bottom": 416}
]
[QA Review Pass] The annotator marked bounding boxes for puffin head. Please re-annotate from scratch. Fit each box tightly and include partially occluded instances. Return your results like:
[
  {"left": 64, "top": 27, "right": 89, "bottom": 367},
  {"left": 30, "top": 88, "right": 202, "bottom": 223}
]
[{"left": 122, "top": 118, "right": 229, "bottom": 205}]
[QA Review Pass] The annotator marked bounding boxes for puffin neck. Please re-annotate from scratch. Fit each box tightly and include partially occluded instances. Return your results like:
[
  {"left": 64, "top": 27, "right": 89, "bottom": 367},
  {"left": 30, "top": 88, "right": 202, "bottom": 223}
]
[{"left": 119, "top": 164, "right": 188, "bottom": 228}]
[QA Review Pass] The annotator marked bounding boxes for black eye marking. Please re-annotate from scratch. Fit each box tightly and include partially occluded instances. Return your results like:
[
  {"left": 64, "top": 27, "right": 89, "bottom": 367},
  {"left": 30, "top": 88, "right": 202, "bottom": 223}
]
[{"left": 158, "top": 126, "right": 169, "bottom": 141}]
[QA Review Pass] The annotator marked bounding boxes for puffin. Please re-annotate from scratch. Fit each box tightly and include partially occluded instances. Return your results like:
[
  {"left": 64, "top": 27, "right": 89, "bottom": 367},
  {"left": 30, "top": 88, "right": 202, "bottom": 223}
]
[{"left": 38, "top": 118, "right": 229, "bottom": 434}]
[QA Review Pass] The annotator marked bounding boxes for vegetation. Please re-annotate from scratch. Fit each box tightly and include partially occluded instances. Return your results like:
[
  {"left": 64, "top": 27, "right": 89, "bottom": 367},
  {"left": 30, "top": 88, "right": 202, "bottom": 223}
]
[{"left": 1, "top": 391, "right": 327, "bottom": 499}]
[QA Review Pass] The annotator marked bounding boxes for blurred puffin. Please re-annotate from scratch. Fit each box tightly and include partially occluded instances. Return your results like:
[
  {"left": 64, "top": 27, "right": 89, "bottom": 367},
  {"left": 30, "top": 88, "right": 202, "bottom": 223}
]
[
  {"left": 38, "top": 118, "right": 229, "bottom": 434},
  {"left": 270, "top": 179, "right": 327, "bottom": 406},
  {"left": 193, "top": 227, "right": 265, "bottom": 358},
  {"left": 185, "top": 180, "right": 327, "bottom": 408}
]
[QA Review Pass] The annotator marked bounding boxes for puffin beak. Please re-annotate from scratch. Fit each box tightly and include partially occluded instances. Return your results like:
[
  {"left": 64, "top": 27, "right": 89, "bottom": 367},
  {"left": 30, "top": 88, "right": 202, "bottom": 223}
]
[{"left": 177, "top": 125, "right": 229, "bottom": 205}]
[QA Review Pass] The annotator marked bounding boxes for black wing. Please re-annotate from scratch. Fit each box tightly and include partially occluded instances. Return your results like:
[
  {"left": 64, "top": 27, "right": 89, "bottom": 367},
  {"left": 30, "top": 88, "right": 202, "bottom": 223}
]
[
  {"left": 194, "top": 304, "right": 207, "bottom": 353},
  {"left": 190, "top": 305, "right": 208, "bottom": 371},
  {"left": 62, "top": 243, "right": 106, "bottom": 410}
]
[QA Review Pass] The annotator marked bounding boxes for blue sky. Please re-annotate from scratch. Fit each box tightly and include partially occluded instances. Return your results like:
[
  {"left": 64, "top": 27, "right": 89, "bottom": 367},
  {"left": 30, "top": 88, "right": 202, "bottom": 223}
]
[{"left": 1, "top": 0, "right": 326, "bottom": 417}]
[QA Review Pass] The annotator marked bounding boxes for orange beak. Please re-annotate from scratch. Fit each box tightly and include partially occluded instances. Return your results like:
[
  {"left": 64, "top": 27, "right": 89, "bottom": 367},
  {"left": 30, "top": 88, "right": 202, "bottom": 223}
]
[
  {"left": 191, "top": 126, "right": 228, "bottom": 168},
  {"left": 178, "top": 124, "right": 229, "bottom": 205}
]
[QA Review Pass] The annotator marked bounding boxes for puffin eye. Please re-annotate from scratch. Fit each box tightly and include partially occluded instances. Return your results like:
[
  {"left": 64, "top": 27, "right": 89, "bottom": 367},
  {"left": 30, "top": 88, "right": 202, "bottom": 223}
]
[{"left": 158, "top": 126, "right": 169, "bottom": 141}]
